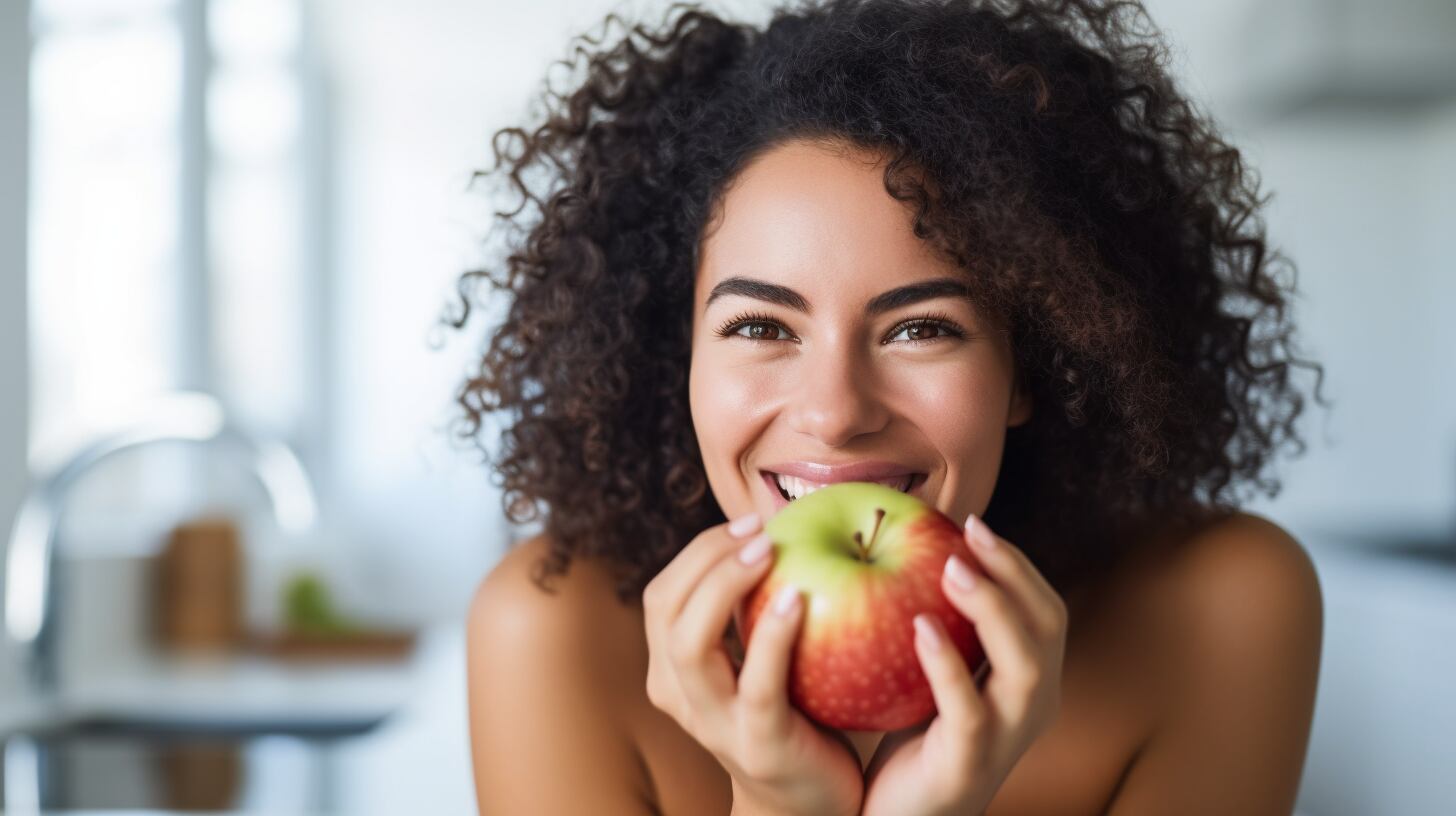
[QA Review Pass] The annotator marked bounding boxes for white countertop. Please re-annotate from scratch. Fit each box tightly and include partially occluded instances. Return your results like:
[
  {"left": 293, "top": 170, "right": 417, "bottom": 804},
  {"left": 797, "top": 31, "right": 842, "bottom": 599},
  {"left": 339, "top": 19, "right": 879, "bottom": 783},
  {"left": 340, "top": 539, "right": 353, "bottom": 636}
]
[
  {"left": 0, "top": 625, "right": 445, "bottom": 738},
  {"left": 1, "top": 621, "right": 477, "bottom": 814}
]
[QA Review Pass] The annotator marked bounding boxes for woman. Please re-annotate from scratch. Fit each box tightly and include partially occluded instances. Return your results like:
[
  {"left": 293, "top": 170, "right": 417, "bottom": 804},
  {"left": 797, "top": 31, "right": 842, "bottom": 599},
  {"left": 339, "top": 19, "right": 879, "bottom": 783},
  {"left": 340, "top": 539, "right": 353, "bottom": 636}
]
[{"left": 453, "top": 1, "right": 1327, "bottom": 813}]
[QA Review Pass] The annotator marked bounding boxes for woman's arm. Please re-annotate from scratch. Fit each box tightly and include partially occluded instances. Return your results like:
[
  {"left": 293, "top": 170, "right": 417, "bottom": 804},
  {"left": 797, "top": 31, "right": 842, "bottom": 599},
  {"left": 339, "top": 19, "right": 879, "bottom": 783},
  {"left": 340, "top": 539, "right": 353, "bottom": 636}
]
[
  {"left": 466, "top": 540, "right": 656, "bottom": 816},
  {"left": 1104, "top": 513, "right": 1324, "bottom": 816}
]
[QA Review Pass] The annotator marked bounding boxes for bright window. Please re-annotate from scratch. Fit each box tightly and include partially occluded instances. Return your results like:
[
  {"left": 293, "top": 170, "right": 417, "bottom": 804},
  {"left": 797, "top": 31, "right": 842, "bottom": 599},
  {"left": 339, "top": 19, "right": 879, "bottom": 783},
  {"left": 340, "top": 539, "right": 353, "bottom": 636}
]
[{"left": 28, "top": 0, "right": 310, "bottom": 547}]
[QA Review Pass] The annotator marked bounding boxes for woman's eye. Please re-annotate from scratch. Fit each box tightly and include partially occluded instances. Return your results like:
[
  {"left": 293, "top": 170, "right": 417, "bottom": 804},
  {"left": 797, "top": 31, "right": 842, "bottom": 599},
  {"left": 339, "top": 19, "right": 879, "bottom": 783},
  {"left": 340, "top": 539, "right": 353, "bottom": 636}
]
[
  {"left": 734, "top": 321, "right": 785, "bottom": 341},
  {"left": 888, "top": 320, "right": 955, "bottom": 344},
  {"left": 719, "top": 316, "right": 963, "bottom": 345}
]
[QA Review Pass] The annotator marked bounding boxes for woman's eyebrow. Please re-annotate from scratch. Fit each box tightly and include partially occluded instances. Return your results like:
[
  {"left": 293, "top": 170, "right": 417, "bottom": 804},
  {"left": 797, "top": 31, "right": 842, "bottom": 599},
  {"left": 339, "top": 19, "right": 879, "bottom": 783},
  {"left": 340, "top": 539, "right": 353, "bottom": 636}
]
[
  {"left": 865, "top": 278, "right": 972, "bottom": 315},
  {"left": 704, "top": 276, "right": 810, "bottom": 312},
  {"left": 704, "top": 275, "right": 971, "bottom": 315}
]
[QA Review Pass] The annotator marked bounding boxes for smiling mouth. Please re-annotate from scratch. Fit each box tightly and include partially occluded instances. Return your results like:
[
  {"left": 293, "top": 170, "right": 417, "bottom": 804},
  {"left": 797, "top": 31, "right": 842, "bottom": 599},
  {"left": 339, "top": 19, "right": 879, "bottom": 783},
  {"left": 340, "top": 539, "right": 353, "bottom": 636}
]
[{"left": 761, "top": 470, "right": 927, "bottom": 504}]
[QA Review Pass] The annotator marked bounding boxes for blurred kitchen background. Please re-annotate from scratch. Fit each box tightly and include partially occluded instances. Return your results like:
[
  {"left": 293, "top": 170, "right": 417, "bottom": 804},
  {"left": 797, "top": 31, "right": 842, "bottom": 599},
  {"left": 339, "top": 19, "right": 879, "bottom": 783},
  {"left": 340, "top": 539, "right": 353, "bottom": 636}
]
[{"left": 0, "top": 0, "right": 1452, "bottom": 813}]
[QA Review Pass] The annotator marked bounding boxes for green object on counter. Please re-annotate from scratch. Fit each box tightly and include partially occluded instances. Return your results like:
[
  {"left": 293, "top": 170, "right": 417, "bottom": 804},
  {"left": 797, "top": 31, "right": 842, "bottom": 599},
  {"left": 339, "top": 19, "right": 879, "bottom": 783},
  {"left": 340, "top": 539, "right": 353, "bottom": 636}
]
[{"left": 282, "top": 571, "right": 359, "bottom": 635}]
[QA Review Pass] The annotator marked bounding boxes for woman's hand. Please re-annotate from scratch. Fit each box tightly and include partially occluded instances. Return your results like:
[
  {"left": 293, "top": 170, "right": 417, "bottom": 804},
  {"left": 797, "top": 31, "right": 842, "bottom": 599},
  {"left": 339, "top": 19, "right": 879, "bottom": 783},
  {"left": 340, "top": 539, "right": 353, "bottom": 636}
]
[
  {"left": 642, "top": 513, "right": 864, "bottom": 816},
  {"left": 860, "top": 514, "right": 1069, "bottom": 816}
]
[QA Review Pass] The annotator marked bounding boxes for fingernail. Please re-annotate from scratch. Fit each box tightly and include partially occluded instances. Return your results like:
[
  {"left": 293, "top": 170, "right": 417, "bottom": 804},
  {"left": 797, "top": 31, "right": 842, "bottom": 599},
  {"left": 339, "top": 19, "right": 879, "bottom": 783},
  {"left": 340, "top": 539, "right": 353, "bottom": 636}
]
[
  {"left": 944, "top": 555, "right": 976, "bottom": 592},
  {"left": 729, "top": 512, "right": 761, "bottom": 537},
  {"left": 966, "top": 514, "right": 997, "bottom": 550},
  {"left": 738, "top": 533, "right": 772, "bottom": 565},
  {"left": 772, "top": 584, "right": 800, "bottom": 617},
  {"left": 913, "top": 614, "right": 942, "bottom": 651}
]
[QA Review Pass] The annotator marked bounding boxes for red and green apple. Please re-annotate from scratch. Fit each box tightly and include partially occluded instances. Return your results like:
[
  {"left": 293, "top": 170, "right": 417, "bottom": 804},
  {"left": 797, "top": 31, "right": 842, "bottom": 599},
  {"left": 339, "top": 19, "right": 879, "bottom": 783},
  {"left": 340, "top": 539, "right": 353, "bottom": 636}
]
[{"left": 735, "top": 481, "right": 987, "bottom": 732}]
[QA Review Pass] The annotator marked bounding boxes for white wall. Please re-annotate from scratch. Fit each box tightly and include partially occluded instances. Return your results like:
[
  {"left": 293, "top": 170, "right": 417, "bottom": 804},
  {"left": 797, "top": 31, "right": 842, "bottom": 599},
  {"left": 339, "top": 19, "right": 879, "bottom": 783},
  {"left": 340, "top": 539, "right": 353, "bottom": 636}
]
[
  {"left": 0, "top": 0, "right": 30, "bottom": 701},
  {"left": 1143, "top": 0, "right": 1456, "bottom": 537},
  {"left": 1238, "top": 108, "right": 1456, "bottom": 534}
]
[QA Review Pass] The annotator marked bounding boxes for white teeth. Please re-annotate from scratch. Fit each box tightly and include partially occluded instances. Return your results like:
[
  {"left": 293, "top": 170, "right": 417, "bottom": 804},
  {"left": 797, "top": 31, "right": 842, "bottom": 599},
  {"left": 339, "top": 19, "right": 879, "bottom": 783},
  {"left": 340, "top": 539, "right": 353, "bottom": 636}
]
[
  {"left": 775, "top": 474, "right": 819, "bottom": 501},
  {"left": 774, "top": 473, "right": 915, "bottom": 501}
]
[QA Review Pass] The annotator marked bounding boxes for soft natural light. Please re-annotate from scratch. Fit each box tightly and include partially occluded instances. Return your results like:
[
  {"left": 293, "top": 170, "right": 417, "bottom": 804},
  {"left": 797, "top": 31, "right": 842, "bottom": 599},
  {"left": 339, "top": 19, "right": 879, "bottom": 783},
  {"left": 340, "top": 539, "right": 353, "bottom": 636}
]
[
  {"left": 208, "top": 66, "right": 300, "bottom": 159},
  {"left": 34, "top": 0, "right": 175, "bottom": 26},
  {"left": 208, "top": 0, "right": 307, "bottom": 438},
  {"left": 28, "top": 0, "right": 310, "bottom": 468},
  {"left": 210, "top": 0, "right": 300, "bottom": 62},
  {"left": 28, "top": 10, "right": 182, "bottom": 462}
]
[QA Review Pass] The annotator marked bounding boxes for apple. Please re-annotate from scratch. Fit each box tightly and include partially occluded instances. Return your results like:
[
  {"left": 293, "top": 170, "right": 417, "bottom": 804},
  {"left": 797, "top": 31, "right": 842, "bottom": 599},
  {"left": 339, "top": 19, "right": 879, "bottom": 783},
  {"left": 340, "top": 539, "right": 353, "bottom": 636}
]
[{"left": 734, "top": 481, "right": 987, "bottom": 732}]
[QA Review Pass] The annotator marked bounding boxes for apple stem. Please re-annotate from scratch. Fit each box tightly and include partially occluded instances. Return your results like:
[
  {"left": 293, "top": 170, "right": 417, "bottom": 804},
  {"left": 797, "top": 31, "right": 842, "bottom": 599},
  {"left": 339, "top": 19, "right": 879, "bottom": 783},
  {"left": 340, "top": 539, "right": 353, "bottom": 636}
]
[
  {"left": 868, "top": 508, "right": 885, "bottom": 548},
  {"left": 849, "top": 509, "right": 887, "bottom": 563}
]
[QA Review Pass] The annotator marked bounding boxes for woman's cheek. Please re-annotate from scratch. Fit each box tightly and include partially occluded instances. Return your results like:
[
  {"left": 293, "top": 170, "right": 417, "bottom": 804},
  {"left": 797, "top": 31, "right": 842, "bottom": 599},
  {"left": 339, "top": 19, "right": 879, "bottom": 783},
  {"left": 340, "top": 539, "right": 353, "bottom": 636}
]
[
  {"left": 692, "top": 354, "right": 769, "bottom": 434},
  {"left": 888, "top": 361, "right": 1012, "bottom": 512},
  {"left": 689, "top": 350, "right": 777, "bottom": 502},
  {"left": 892, "top": 360, "right": 1008, "bottom": 437}
]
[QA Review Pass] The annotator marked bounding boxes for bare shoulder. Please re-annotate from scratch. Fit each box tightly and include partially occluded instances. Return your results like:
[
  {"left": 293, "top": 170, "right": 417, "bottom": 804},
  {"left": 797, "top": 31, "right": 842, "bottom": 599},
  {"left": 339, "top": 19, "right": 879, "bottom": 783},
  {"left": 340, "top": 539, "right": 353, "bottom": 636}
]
[
  {"left": 1156, "top": 510, "right": 1322, "bottom": 640},
  {"left": 1178, "top": 510, "right": 1318, "bottom": 590},
  {"left": 467, "top": 533, "right": 648, "bottom": 696},
  {"left": 1100, "top": 510, "right": 1324, "bottom": 815},
  {"left": 470, "top": 533, "right": 637, "bottom": 626},
  {"left": 465, "top": 534, "right": 654, "bottom": 815},
  {"left": 1116, "top": 509, "right": 1324, "bottom": 685}
]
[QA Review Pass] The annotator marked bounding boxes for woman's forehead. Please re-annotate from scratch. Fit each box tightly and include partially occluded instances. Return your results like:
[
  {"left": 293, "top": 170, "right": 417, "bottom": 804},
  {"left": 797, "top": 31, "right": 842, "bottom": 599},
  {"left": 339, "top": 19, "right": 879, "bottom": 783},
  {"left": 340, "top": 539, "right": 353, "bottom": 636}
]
[{"left": 696, "top": 140, "right": 959, "bottom": 306}]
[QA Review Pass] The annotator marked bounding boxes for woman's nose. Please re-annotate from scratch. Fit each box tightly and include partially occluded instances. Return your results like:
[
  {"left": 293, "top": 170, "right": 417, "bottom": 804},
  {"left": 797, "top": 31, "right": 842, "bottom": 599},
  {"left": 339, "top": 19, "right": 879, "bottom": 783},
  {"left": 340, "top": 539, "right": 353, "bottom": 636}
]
[{"left": 784, "top": 348, "right": 890, "bottom": 447}]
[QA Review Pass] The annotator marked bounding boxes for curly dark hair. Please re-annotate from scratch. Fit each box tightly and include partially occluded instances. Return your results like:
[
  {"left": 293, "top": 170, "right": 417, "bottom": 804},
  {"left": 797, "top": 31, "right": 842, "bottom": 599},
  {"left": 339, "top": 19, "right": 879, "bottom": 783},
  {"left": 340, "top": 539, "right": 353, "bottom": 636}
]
[{"left": 442, "top": 0, "right": 1327, "bottom": 603}]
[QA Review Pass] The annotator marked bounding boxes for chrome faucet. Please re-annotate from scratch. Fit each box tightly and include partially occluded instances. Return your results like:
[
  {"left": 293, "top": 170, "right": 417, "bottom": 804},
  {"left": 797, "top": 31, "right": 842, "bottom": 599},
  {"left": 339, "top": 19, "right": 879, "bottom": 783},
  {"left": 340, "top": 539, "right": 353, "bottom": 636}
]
[{"left": 3, "top": 390, "right": 319, "bottom": 696}]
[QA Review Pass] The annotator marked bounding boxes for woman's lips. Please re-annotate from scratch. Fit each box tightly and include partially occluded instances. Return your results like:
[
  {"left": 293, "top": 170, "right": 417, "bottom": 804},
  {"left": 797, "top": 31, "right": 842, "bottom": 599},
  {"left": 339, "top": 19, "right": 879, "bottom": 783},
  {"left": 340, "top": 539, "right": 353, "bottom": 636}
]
[
  {"left": 759, "top": 470, "right": 927, "bottom": 512},
  {"left": 763, "top": 460, "right": 922, "bottom": 483}
]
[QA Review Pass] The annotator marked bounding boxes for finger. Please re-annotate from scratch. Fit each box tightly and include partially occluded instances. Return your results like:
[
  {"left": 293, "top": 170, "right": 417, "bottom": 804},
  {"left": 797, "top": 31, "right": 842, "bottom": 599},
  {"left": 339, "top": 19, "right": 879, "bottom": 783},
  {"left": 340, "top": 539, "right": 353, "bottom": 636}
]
[
  {"left": 672, "top": 533, "right": 777, "bottom": 707},
  {"left": 644, "top": 515, "right": 761, "bottom": 624},
  {"left": 677, "top": 533, "right": 777, "bottom": 659},
  {"left": 941, "top": 554, "right": 1047, "bottom": 726},
  {"left": 863, "top": 718, "right": 927, "bottom": 782},
  {"left": 735, "top": 582, "right": 804, "bottom": 738},
  {"left": 962, "top": 515, "right": 1068, "bottom": 639},
  {"left": 911, "top": 613, "right": 989, "bottom": 735},
  {"left": 727, "top": 511, "right": 764, "bottom": 539},
  {"left": 643, "top": 522, "right": 763, "bottom": 714}
]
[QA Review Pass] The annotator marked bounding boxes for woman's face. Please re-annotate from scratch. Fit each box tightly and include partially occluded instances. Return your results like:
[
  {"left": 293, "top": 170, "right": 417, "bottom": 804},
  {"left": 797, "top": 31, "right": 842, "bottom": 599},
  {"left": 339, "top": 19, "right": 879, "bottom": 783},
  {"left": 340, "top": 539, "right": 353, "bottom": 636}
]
[{"left": 689, "top": 138, "right": 1031, "bottom": 527}]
